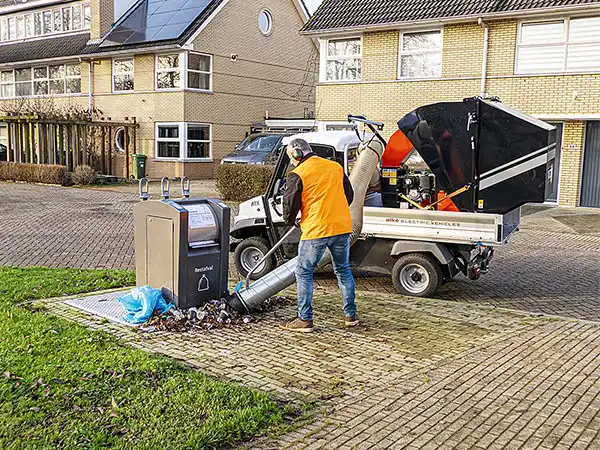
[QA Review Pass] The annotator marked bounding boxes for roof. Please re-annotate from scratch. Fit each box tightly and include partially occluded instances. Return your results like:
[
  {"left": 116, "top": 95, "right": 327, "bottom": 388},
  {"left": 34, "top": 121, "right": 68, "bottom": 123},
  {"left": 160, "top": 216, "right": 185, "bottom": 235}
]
[
  {"left": 283, "top": 131, "right": 361, "bottom": 149},
  {"left": 303, "top": 0, "right": 600, "bottom": 33},
  {"left": 0, "top": 33, "right": 90, "bottom": 65},
  {"left": 96, "top": 0, "right": 225, "bottom": 50}
]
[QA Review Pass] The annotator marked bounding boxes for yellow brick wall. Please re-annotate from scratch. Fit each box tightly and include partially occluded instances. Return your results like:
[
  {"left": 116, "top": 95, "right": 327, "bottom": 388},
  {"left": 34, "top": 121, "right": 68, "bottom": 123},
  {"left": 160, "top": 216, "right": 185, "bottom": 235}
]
[
  {"left": 316, "top": 19, "right": 599, "bottom": 206},
  {"left": 487, "top": 20, "right": 518, "bottom": 76},
  {"left": 441, "top": 24, "right": 484, "bottom": 78},
  {"left": 363, "top": 31, "right": 399, "bottom": 81},
  {"left": 559, "top": 122, "right": 586, "bottom": 206}
]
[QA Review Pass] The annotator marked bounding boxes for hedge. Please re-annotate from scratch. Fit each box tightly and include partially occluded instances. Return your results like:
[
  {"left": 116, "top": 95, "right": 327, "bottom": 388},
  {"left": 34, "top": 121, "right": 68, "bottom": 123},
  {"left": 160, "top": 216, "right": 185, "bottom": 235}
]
[
  {"left": 0, "top": 162, "right": 67, "bottom": 185},
  {"left": 216, "top": 164, "right": 274, "bottom": 202}
]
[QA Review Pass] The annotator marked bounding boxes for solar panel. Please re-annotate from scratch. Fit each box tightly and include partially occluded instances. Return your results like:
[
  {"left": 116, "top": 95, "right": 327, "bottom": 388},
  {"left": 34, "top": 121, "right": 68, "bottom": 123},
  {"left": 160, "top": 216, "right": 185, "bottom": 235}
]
[{"left": 100, "top": 0, "right": 213, "bottom": 47}]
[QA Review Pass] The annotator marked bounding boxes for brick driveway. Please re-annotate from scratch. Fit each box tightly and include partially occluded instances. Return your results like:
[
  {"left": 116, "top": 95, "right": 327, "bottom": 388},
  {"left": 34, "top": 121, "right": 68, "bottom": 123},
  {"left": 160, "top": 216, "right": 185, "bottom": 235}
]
[
  {"left": 1, "top": 182, "right": 598, "bottom": 321},
  {"left": 5, "top": 181, "right": 600, "bottom": 449}
]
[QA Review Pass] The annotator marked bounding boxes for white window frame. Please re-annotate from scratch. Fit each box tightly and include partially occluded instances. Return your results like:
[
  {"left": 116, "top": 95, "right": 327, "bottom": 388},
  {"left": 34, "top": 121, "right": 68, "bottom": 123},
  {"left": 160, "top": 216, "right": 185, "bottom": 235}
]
[
  {"left": 155, "top": 52, "right": 213, "bottom": 93},
  {"left": 398, "top": 29, "right": 443, "bottom": 80},
  {"left": 516, "top": 16, "right": 600, "bottom": 75},
  {"left": 0, "top": 2, "right": 90, "bottom": 44},
  {"left": 155, "top": 53, "right": 183, "bottom": 91},
  {"left": 155, "top": 122, "right": 213, "bottom": 162},
  {"left": 112, "top": 57, "right": 135, "bottom": 93},
  {"left": 186, "top": 51, "right": 213, "bottom": 92},
  {"left": 0, "top": 62, "right": 82, "bottom": 100},
  {"left": 319, "top": 36, "right": 363, "bottom": 83},
  {"left": 185, "top": 123, "right": 212, "bottom": 160}
]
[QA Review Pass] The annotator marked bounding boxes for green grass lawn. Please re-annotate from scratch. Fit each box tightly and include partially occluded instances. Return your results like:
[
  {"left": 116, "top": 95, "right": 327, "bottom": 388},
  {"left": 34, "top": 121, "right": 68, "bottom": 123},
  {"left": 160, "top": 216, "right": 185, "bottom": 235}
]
[{"left": 0, "top": 267, "right": 283, "bottom": 449}]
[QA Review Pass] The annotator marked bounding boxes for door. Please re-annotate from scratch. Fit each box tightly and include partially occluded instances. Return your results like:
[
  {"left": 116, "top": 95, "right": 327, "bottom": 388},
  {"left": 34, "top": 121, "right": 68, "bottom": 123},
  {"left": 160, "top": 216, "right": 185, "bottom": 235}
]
[
  {"left": 545, "top": 123, "right": 563, "bottom": 203},
  {"left": 581, "top": 122, "right": 600, "bottom": 208}
]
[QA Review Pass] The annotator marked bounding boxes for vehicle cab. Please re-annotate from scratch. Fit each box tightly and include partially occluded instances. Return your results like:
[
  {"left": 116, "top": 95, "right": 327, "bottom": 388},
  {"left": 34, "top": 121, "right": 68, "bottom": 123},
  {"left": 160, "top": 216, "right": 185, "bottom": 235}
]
[{"left": 231, "top": 131, "right": 362, "bottom": 278}]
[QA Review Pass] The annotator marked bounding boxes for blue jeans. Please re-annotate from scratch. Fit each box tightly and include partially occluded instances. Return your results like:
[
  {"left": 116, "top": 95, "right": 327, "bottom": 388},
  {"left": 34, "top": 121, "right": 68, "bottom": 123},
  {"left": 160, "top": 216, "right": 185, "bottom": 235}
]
[{"left": 295, "top": 233, "right": 356, "bottom": 321}]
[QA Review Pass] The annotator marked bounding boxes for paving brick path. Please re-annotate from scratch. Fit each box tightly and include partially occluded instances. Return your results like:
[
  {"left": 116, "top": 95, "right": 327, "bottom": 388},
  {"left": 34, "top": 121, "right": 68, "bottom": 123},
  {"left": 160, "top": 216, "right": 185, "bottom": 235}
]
[
  {"left": 7, "top": 181, "right": 599, "bottom": 449},
  {"left": 48, "top": 291, "right": 600, "bottom": 449}
]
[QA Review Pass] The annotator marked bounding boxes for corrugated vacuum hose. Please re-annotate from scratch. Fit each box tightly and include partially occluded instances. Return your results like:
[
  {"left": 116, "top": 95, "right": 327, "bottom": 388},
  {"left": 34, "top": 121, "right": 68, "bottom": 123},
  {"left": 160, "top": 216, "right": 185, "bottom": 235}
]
[{"left": 226, "top": 140, "right": 385, "bottom": 314}]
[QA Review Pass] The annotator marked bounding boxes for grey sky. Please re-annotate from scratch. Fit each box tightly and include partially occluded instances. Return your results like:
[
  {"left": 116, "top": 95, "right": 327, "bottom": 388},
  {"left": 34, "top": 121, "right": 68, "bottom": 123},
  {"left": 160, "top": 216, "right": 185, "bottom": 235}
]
[{"left": 303, "top": 0, "right": 324, "bottom": 13}]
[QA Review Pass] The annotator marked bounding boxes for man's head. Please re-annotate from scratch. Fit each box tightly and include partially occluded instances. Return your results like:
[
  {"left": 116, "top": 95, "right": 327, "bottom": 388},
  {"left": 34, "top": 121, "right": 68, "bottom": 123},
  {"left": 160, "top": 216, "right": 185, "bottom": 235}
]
[{"left": 286, "top": 139, "right": 313, "bottom": 166}]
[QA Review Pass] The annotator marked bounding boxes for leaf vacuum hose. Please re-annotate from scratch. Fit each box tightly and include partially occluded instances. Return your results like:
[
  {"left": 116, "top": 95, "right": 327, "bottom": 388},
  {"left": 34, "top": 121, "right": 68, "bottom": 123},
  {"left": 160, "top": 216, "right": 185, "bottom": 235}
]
[{"left": 226, "top": 140, "right": 385, "bottom": 314}]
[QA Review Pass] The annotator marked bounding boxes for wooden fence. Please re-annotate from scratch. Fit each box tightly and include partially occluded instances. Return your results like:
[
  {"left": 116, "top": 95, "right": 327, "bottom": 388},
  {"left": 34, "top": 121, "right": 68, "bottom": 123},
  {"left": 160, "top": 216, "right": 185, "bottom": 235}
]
[{"left": 1, "top": 115, "right": 138, "bottom": 178}]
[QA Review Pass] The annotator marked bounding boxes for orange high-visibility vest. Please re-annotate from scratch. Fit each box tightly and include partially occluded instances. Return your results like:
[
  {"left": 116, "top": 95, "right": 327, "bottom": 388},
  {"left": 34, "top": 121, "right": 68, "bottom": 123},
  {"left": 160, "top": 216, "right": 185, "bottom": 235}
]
[{"left": 292, "top": 157, "right": 353, "bottom": 241}]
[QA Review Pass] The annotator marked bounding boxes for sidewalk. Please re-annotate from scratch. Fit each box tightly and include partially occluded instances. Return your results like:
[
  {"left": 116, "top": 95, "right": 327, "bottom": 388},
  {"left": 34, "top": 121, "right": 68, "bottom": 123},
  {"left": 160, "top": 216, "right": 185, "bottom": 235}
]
[{"left": 46, "top": 286, "right": 600, "bottom": 449}]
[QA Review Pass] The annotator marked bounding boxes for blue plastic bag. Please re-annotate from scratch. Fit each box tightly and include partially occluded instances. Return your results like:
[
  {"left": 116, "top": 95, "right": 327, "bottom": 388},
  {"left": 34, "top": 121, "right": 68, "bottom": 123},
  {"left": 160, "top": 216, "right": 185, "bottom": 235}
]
[{"left": 118, "top": 286, "right": 174, "bottom": 325}]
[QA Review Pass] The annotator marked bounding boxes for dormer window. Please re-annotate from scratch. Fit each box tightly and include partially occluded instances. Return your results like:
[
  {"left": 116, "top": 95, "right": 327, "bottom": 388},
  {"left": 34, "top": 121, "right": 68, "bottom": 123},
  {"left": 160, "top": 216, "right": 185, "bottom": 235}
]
[{"left": 0, "top": 2, "right": 91, "bottom": 44}]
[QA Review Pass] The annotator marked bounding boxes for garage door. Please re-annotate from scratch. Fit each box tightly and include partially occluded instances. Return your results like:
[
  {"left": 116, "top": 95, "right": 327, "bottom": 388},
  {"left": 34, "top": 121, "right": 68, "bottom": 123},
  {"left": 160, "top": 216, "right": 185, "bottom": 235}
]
[{"left": 581, "top": 122, "right": 600, "bottom": 207}]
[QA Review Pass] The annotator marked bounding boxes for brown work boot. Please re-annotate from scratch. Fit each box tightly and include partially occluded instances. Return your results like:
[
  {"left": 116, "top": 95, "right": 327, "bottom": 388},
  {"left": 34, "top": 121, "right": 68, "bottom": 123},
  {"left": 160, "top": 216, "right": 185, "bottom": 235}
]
[
  {"left": 279, "top": 317, "right": 314, "bottom": 333},
  {"left": 344, "top": 315, "right": 360, "bottom": 327}
]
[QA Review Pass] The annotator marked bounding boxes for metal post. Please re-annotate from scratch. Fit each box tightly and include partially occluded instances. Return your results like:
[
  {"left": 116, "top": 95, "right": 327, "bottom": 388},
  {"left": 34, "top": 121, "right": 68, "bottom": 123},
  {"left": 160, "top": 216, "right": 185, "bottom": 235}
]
[
  {"left": 6, "top": 121, "right": 11, "bottom": 163},
  {"left": 101, "top": 127, "right": 106, "bottom": 174}
]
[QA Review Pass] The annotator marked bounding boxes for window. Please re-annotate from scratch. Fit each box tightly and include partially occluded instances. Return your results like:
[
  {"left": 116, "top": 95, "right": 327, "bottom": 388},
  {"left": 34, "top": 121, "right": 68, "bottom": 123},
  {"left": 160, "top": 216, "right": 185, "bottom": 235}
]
[
  {"left": 187, "top": 53, "right": 211, "bottom": 91},
  {"left": 33, "top": 67, "right": 49, "bottom": 95},
  {"left": 0, "top": 63, "right": 81, "bottom": 99},
  {"left": 15, "top": 68, "right": 32, "bottom": 97},
  {"left": 156, "top": 123, "right": 212, "bottom": 160},
  {"left": 1, "top": 71, "right": 14, "bottom": 98},
  {"left": 0, "top": 3, "right": 90, "bottom": 43},
  {"left": 156, "top": 54, "right": 181, "bottom": 89},
  {"left": 517, "top": 17, "right": 600, "bottom": 74},
  {"left": 187, "top": 124, "right": 211, "bottom": 158},
  {"left": 113, "top": 58, "right": 134, "bottom": 92},
  {"left": 258, "top": 10, "right": 273, "bottom": 36},
  {"left": 65, "top": 63, "right": 81, "bottom": 93},
  {"left": 323, "top": 38, "right": 362, "bottom": 82},
  {"left": 156, "top": 52, "right": 213, "bottom": 91},
  {"left": 399, "top": 30, "right": 442, "bottom": 78}
]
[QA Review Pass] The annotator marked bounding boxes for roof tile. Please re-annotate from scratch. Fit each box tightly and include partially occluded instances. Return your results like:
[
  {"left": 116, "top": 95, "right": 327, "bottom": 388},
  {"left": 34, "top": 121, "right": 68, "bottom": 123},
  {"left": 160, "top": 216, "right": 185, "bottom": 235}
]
[{"left": 303, "top": 0, "right": 600, "bottom": 31}]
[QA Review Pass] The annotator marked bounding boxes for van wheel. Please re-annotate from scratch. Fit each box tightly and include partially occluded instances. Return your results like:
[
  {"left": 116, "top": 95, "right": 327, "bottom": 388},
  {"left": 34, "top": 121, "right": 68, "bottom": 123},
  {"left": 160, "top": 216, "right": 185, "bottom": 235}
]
[
  {"left": 234, "top": 237, "right": 276, "bottom": 279},
  {"left": 392, "top": 254, "right": 443, "bottom": 298}
]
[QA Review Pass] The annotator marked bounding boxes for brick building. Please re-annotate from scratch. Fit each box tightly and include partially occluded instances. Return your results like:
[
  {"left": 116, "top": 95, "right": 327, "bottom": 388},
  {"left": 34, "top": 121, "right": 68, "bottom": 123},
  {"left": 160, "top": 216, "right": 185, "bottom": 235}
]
[
  {"left": 0, "top": 0, "right": 317, "bottom": 178},
  {"left": 303, "top": 0, "right": 600, "bottom": 207}
]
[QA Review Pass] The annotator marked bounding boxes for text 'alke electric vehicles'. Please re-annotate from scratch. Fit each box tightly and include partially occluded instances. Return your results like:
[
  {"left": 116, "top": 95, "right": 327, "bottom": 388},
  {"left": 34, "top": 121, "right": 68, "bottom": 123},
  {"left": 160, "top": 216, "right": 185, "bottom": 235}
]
[{"left": 229, "top": 97, "right": 556, "bottom": 298}]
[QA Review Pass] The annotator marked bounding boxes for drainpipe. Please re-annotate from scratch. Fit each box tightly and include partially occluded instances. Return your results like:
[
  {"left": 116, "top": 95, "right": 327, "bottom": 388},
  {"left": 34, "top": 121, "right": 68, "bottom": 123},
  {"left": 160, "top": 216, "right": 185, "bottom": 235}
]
[
  {"left": 478, "top": 18, "right": 489, "bottom": 98},
  {"left": 86, "top": 58, "right": 94, "bottom": 113}
]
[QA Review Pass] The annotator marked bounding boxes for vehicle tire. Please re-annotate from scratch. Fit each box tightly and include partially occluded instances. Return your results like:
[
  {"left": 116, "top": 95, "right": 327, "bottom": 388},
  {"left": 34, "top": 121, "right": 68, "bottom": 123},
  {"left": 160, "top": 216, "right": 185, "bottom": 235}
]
[
  {"left": 234, "top": 237, "right": 277, "bottom": 279},
  {"left": 391, "top": 253, "right": 443, "bottom": 298}
]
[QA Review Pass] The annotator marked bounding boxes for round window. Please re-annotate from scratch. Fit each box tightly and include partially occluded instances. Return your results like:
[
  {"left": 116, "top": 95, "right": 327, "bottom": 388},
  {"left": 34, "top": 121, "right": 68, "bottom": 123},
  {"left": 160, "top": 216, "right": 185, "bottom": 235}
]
[
  {"left": 115, "top": 127, "right": 126, "bottom": 153},
  {"left": 258, "top": 10, "right": 273, "bottom": 36}
]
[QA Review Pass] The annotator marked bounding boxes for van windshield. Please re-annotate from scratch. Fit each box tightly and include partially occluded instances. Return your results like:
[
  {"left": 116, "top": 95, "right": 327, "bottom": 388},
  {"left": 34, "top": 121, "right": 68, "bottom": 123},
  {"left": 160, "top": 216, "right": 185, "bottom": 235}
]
[{"left": 237, "top": 135, "right": 281, "bottom": 152}]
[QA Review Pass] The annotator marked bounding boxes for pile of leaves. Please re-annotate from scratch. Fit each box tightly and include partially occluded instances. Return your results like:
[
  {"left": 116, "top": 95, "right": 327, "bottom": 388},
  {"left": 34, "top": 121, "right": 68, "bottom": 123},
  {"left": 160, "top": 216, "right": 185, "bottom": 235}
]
[{"left": 140, "top": 296, "right": 290, "bottom": 333}]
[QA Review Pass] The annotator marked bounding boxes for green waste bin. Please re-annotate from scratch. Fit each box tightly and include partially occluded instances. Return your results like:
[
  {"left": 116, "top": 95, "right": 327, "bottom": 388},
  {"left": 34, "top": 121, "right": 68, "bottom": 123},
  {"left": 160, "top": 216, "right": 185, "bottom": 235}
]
[{"left": 133, "top": 154, "right": 147, "bottom": 179}]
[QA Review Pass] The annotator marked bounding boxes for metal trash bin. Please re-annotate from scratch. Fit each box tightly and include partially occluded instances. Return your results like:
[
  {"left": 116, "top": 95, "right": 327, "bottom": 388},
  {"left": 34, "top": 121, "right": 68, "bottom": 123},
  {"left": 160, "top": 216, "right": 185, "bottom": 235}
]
[
  {"left": 134, "top": 184, "right": 230, "bottom": 309},
  {"left": 132, "top": 154, "right": 147, "bottom": 179}
]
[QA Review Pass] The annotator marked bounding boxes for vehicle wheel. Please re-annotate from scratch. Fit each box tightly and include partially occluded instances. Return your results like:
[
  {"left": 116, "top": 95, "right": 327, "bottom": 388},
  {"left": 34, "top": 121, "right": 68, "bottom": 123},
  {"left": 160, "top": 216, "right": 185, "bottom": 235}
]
[
  {"left": 392, "top": 254, "right": 443, "bottom": 298},
  {"left": 234, "top": 237, "right": 277, "bottom": 279}
]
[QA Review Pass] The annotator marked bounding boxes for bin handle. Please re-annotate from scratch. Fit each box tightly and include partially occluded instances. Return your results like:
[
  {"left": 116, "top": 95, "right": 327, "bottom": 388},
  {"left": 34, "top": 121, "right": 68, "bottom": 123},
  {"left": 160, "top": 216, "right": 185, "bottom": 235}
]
[
  {"left": 139, "top": 178, "right": 150, "bottom": 201},
  {"left": 181, "top": 177, "right": 191, "bottom": 199},
  {"left": 161, "top": 177, "right": 171, "bottom": 200}
]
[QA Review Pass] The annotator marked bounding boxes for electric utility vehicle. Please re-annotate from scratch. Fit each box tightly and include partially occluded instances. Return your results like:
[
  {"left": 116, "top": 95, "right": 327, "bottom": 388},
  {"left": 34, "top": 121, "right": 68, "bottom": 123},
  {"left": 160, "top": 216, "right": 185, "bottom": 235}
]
[{"left": 230, "top": 98, "right": 556, "bottom": 297}]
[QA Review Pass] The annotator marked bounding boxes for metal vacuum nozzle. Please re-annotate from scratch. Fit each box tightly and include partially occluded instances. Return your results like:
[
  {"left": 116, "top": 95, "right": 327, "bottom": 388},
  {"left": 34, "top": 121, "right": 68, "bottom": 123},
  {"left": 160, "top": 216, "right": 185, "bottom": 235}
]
[{"left": 226, "top": 140, "right": 385, "bottom": 314}]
